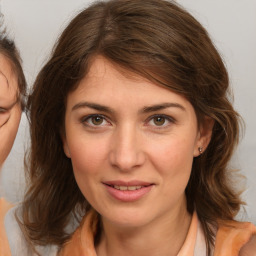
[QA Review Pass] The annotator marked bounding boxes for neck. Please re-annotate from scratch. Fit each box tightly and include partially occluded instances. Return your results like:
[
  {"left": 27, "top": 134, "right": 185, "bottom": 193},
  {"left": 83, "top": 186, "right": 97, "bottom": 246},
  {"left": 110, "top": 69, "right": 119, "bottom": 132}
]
[{"left": 96, "top": 197, "right": 191, "bottom": 256}]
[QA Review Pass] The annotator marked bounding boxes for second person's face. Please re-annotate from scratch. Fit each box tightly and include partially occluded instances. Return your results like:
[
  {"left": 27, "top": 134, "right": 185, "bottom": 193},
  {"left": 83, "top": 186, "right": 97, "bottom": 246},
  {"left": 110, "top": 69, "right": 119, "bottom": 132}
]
[
  {"left": 0, "top": 54, "right": 21, "bottom": 167},
  {"left": 63, "top": 56, "right": 204, "bottom": 229}
]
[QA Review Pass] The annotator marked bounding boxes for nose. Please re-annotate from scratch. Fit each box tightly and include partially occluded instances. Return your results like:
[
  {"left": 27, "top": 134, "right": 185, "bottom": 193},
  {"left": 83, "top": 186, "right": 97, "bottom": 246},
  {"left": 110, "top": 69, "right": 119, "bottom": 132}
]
[{"left": 109, "top": 125, "right": 146, "bottom": 172}]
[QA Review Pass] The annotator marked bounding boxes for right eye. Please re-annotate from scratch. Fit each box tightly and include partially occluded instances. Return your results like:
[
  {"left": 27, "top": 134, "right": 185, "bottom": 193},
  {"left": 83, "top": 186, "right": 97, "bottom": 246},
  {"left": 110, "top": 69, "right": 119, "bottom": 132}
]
[{"left": 82, "top": 114, "right": 111, "bottom": 128}]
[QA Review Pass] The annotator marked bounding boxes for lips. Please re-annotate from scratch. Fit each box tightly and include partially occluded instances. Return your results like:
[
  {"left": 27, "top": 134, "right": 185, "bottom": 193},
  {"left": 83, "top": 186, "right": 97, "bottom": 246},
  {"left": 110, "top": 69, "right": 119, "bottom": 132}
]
[{"left": 103, "top": 180, "right": 154, "bottom": 202}]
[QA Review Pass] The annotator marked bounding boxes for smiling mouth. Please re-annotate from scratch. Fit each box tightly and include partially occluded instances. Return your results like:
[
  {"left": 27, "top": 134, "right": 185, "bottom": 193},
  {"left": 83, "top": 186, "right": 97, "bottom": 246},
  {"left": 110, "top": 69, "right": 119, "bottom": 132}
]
[
  {"left": 103, "top": 181, "right": 153, "bottom": 191},
  {"left": 103, "top": 181, "right": 154, "bottom": 201},
  {"left": 109, "top": 185, "right": 145, "bottom": 191}
]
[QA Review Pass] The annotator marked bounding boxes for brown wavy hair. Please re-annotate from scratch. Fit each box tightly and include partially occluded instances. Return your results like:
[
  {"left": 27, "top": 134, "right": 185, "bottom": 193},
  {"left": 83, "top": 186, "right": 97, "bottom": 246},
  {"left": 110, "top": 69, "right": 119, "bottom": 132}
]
[{"left": 21, "top": 0, "right": 243, "bottom": 255}]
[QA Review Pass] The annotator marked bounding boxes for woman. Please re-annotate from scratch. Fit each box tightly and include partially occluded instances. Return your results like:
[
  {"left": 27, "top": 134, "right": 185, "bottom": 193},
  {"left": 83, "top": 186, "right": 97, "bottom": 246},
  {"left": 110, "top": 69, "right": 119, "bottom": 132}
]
[
  {"left": 5, "top": 0, "right": 256, "bottom": 255},
  {"left": 0, "top": 30, "right": 27, "bottom": 256}
]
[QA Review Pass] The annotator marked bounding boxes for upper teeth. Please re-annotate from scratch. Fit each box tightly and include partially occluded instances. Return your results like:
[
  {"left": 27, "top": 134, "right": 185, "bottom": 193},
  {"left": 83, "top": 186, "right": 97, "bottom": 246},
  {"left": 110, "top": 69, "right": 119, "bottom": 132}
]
[{"left": 113, "top": 185, "right": 143, "bottom": 191}]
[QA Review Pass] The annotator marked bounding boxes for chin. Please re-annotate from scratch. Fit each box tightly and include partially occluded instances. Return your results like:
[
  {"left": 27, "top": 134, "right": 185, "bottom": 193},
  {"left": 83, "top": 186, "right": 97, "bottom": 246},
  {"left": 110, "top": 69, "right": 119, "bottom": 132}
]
[{"left": 101, "top": 207, "right": 152, "bottom": 228}]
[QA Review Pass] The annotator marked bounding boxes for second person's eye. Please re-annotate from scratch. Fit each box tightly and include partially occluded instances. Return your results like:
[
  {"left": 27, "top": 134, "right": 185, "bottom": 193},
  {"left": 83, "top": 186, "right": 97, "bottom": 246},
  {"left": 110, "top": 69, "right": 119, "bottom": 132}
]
[{"left": 0, "top": 107, "right": 7, "bottom": 113}]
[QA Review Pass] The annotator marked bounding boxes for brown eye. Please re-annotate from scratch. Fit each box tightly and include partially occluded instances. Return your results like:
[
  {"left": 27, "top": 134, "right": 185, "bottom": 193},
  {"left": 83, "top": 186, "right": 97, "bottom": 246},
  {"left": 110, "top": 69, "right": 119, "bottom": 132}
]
[
  {"left": 91, "top": 116, "right": 104, "bottom": 125},
  {"left": 83, "top": 114, "right": 110, "bottom": 128},
  {"left": 153, "top": 116, "right": 166, "bottom": 126}
]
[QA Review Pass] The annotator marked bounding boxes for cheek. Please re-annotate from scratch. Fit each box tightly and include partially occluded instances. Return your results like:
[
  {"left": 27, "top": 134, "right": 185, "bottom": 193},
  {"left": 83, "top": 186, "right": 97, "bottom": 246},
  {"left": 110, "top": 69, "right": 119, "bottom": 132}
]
[
  {"left": 67, "top": 132, "right": 109, "bottom": 179},
  {"left": 149, "top": 137, "right": 195, "bottom": 203},
  {"left": 66, "top": 133, "right": 112, "bottom": 206},
  {"left": 0, "top": 107, "right": 21, "bottom": 165},
  {"left": 0, "top": 135, "right": 14, "bottom": 166},
  {"left": 148, "top": 135, "right": 196, "bottom": 173},
  {"left": 0, "top": 112, "right": 10, "bottom": 127}
]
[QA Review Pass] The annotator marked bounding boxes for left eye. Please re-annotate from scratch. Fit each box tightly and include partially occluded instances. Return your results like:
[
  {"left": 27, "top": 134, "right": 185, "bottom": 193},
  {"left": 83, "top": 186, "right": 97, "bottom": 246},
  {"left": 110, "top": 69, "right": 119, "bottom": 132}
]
[
  {"left": 147, "top": 115, "right": 174, "bottom": 127},
  {"left": 83, "top": 115, "right": 110, "bottom": 127}
]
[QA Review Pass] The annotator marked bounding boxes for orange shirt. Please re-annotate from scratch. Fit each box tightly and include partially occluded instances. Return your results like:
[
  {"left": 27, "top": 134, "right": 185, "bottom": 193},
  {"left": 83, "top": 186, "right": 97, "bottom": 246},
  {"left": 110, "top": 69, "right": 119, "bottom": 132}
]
[
  {"left": 58, "top": 210, "right": 256, "bottom": 256},
  {"left": 0, "top": 198, "right": 12, "bottom": 256},
  {"left": 2, "top": 206, "right": 256, "bottom": 255}
]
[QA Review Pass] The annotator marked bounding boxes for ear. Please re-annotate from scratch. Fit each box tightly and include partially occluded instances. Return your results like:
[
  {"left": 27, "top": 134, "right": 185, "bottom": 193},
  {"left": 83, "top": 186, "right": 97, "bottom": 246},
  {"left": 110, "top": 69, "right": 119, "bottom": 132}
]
[
  {"left": 193, "top": 116, "right": 214, "bottom": 157},
  {"left": 60, "top": 130, "right": 71, "bottom": 158}
]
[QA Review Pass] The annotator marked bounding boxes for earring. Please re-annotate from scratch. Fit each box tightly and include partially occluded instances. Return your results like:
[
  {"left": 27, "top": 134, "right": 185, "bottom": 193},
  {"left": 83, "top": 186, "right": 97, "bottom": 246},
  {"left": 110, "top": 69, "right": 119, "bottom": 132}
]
[{"left": 198, "top": 147, "right": 203, "bottom": 155}]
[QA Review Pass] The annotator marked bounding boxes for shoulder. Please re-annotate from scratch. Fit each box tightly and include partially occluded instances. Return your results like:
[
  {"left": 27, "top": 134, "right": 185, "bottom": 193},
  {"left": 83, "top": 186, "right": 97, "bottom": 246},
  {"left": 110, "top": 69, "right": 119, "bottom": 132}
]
[
  {"left": 239, "top": 234, "right": 256, "bottom": 256},
  {"left": 0, "top": 197, "right": 13, "bottom": 212},
  {"left": 0, "top": 198, "right": 13, "bottom": 256},
  {"left": 4, "top": 206, "right": 32, "bottom": 255},
  {"left": 4, "top": 206, "right": 58, "bottom": 256},
  {"left": 215, "top": 220, "right": 256, "bottom": 256},
  {"left": 0, "top": 197, "right": 13, "bottom": 225}
]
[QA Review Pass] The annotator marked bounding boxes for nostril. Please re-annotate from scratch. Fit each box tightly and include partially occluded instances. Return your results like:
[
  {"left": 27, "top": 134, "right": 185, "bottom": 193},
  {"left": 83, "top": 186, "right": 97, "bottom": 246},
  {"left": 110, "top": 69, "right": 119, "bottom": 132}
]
[{"left": 109, "top": 149, "right": 146, "bottom": 172}]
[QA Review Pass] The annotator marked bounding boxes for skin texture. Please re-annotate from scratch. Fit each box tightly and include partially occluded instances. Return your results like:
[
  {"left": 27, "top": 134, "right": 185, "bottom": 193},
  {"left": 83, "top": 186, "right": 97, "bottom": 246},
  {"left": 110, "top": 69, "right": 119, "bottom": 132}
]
[
  {"left": 0, "top": 53, "right": 21, "bottom": 168},
  {"left": 63, "top": 56, "right": 213, "bottom": 256}
]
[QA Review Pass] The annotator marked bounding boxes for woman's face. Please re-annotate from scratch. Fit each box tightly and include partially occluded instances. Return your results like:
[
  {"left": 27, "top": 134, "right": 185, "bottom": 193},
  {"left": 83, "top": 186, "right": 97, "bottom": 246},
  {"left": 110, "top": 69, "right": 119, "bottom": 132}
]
[
  {"left": 0, "top": 54, "right": 21, "bottom": 168},
  {"left": 63, "top": 56, "right": 211, "bottom": 228}
]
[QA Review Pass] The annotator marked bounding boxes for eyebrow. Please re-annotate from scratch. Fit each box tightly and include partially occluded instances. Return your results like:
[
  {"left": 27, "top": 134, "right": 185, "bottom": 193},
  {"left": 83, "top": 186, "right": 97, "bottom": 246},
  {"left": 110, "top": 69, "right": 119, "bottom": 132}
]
[
  {"left": 72, "top": 101, "right": 186, "bottom": 113},
  {"left": 141, "top": 103, "right": 185, "bottom": 113},
  {"left": 72, "top": 102, "right": 113, "bottom": 113}
]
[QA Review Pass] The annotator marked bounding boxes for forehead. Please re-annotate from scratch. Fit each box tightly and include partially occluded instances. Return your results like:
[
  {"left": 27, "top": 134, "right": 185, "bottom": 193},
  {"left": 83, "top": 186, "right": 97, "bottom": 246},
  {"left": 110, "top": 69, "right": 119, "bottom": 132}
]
[
  {"left": 0, "top": 53, "right": 19, "bottom": 103},
  {"left": 67, "top": 56, "right": 194, "bottom": 113},
  {"left": 0, "top": 53, "right": 17, "bottom": 81}
]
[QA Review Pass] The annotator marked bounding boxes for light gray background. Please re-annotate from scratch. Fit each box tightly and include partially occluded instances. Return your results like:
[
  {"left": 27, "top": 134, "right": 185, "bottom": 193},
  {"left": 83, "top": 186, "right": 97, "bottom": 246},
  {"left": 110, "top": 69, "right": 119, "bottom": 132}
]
[{"left": 1, "top": 0, "right": 256, "bottom": 222}]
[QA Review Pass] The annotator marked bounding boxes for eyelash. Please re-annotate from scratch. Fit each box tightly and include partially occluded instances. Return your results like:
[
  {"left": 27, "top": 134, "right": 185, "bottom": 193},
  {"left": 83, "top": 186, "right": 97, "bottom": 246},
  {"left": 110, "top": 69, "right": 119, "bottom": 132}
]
[{"left": 81, "top": 114, "right": 176, "bottom": 129}]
